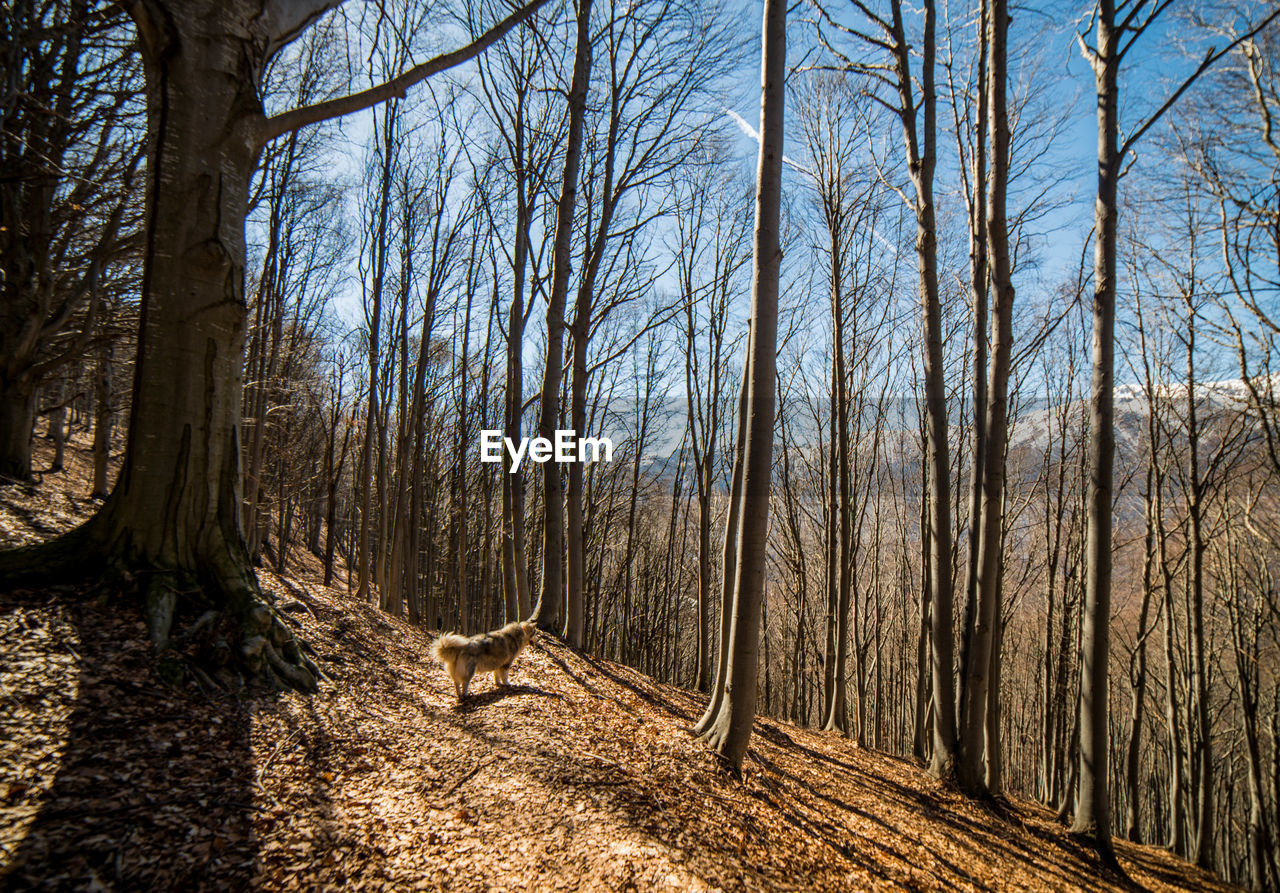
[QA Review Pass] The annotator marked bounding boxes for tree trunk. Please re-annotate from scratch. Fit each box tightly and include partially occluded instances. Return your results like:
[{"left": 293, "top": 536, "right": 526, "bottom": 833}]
[
  {"left": 693, "top": 325, "right": 750, "bottom": 737},
  {"left": 565, "top": 324, "right": 588, "bottom": 647},
  {"left": 91, "top": 337, "right": 114, "bottom": 498},
  {"left": 1071, "top": 0, "right": 1118, "bottom": 858},
  {"left": 323, "top": 444, "right": 346, "bottom": 588},
  {"left": 822, "top": 214, "right": 852, "bottom": 736},
  {"left": 502, "top": 155, "right": 532, "bottom": 623},
  {"left": 913, "top": 452, "right": 932, "bottom": 762},
  {"left": 0, "top": 0, "right": 318, "bottom": 691},
  {"left": 532, "top": 0, "right": 593, "bottom": 633},
  {"left": 957, "top": 0, "right": 1010, "bottom": 794},
  {"left": 821, "top": 350, "right": 839, "bottom": 726},
  {"left": 1123, "top": 464, "right": 1157, "bottom": 842},
  {"left": 0, "top": 381, "right": 38, "bottom": 482},
  {"left": 1183, "top": 300, "right": 1213, "bottom": 871},
  {"left": 985, "top": 585, "right": 1004, "bottom": 794},
  {"left": 697, "top": 0, "right": 783, "bottom": 770},
  {"left": 48, "top": 402, "right": 68, "bottom": 474}
]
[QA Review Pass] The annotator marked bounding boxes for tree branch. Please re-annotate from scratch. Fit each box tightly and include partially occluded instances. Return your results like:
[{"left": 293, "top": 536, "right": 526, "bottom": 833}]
[
  {"left": 255, "top": 0, "right": 548, "bottom": 148},
  {"left": 1120, "top": 6, "right": 1280, "bottom": 159}
]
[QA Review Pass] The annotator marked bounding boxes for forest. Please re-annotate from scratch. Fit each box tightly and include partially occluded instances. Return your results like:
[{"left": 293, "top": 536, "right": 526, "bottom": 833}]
[{"left": 2, "top": 0, "right": 1280, "bottom": 888}]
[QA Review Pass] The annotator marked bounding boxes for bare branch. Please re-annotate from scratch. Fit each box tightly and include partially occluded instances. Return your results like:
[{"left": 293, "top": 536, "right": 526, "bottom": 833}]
[
  {"left": 256, "top": 0, "right": 548, "bottom": 147},
  {"left": 1120, "top": 6, "right": 1280, "bottom": 159}
]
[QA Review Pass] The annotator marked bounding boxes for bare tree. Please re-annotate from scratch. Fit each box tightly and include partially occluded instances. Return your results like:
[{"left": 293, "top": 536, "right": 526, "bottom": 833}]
[
  {"left": 1071, "top": 0, "right": 1277, "bottom": 857},
  {"left": 812, "top": 0, "right": 959, "bottom": 777},
  {"left": 532, "top": 0, "right": 594, "bottom": 633},
  {"left": 0, "top": 0, "right": 547, "bottom": 689},
  {"left": 956, "top": 0, "right": 1012, "bottom": 794},
  {"left": 697, "top": 0, "right": 784, "bottom": 770},
  {"left": 673, "top": 158, "right": 751, "bottom": 690},
  {"left": 0, "top": 0, "right": 142, "bottom": 481}
]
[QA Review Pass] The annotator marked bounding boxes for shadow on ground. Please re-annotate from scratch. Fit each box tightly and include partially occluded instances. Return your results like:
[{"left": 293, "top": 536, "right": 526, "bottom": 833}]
[{"left": 0, "top": 587, "right": 282, "bottom": 890}]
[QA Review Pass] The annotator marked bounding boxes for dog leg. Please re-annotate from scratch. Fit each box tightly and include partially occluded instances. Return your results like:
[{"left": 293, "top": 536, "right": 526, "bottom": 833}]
[{"left": 460, "top": 658, "right": 475, "bottom": 700}]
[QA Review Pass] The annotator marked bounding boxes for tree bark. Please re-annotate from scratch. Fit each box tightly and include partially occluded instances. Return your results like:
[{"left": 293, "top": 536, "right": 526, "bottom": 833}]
[
  {"left": 0, "top": 0, "right": 320, "bottom": 689},
  {"left": 565, "top": 325, "right": 588, "bottom": 647},
  {"left": 697, "top": 0, "right": 783, "bottom": 771},
  {"left": 502, "top": 142, "right": 533, "bottom": 622},
  {"left": 1072, "top": 0, "right": 1118, "bottom": 856},
  {"left": 91, "top": 336, "right": 114, "bottom": 498},
  {"left": 956, "top": 0, "right": 989, "bottom": 737},
  {"left": 356, "top": 101, "right": 397, "bottom": 606},
  {"left": 692, "top": 324, "right": 749, "bottom": 737},
  {"left": 892, "top": 0, "right": 959, "bottom": 779},
  {"left": 532, "top": 0, "right": 593, "bottom": 633},
  {"left": 957, "top": 0, "right": 1011, "bottom": 795},
  {"left": 0, "top": 381, "right": 38, "bottom": 482}
]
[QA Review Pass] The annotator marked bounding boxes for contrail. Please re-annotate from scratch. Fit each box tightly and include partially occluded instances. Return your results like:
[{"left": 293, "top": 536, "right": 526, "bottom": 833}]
[
  {"left": 723, "top": 108, "right": 812, "bottom": 177},
  {"left": 723, "top": 108, "right": 900, "bottom": 261}
]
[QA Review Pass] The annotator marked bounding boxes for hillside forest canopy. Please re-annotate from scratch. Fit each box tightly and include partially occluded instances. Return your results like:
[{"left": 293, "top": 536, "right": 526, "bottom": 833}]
[{"left": 3, "top": 0, "right": 1280, "bottom": 887}]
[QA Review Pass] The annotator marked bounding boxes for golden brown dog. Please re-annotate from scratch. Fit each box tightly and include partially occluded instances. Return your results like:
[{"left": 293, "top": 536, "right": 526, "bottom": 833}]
[{"left": 429, "top": 621, "right": 537, "bottom": 702}]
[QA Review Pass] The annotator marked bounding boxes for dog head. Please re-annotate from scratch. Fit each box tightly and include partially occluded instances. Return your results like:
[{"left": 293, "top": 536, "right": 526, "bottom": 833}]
[{"left": 519, "top": 621, "right": 538, "bottom": 646}]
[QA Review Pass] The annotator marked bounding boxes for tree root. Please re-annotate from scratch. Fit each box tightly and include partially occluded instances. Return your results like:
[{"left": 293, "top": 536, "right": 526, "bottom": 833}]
[
  {"left": 162, "top": 573, "right": 323, "bottom": 694},
  {"left": 1, "top": 520, "right": 322, "bottom": 694}
]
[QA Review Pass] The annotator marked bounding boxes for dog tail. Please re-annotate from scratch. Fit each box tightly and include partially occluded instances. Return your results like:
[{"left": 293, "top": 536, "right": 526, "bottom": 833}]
[{"left": 430, "top": 633, "right": 470, "bottom": 665}]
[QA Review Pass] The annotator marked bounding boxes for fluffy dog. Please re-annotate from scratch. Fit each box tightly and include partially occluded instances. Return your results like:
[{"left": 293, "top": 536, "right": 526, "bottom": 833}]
[{"left": 430, "top": 621, "right": 537, "bottom": 702}]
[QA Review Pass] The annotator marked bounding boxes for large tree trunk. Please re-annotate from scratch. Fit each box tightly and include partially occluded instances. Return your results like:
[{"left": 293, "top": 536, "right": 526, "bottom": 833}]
[
  {"left": 0, "top": 0, "right": 317, "bottom": 691},
  {"left": 1072, "top": 0, "right": 1118, "bottom": 858},
  {"left": 697, "top": 0, "right": 783, "bottom": 771}
]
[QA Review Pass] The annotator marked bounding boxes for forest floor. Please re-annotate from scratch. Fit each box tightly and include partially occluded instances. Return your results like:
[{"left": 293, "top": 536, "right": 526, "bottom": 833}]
[{"left": 0, "top": 432, "right": 1236, "bottom": 892}]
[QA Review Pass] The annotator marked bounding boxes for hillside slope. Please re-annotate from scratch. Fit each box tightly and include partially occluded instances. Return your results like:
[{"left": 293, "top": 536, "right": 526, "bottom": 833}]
[{"left": 1, "top": 440, "right": 1233, "bottom": 892}]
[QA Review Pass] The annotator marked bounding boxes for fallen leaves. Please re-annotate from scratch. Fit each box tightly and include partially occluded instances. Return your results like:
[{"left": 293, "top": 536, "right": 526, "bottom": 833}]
[{"left": 0, "top": 437, "right": 1240, "bottom": 892}]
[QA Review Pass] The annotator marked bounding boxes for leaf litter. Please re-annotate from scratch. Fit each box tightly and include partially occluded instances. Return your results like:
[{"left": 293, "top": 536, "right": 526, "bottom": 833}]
[{"left": 0, "top": 435, "right": 1234, "bottom": 891}]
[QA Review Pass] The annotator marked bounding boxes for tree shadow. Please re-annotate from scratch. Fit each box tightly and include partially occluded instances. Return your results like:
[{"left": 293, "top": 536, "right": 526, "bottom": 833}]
[
  {"left": 569, "top": 645, "right": 702, "bottom": 724},
  {"left": 0, "top": 587, "right": 273, "bottom": 890}
]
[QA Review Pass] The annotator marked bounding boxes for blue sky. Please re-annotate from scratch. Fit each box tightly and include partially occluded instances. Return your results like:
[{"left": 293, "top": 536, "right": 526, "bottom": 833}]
[{"left": 282, "top": 0, "right": 1271, "bottom": 394}]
